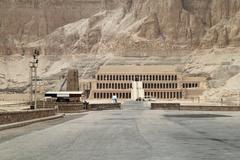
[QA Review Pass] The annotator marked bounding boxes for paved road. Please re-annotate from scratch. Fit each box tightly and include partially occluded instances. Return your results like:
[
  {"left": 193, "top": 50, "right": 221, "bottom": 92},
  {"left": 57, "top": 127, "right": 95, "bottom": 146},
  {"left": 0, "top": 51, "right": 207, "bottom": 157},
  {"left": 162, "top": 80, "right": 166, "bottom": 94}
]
[
  {"left": 1, "top": 103, "right": 240, "bottom": 160},
  {"left": 0, "top": 113, "right": 87, "bottom": 144}
]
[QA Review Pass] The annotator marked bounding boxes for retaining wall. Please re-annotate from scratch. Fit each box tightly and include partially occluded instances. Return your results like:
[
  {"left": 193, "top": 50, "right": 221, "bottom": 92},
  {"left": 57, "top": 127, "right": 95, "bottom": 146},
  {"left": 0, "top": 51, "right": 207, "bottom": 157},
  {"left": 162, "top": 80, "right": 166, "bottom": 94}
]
[
  {"left": 0, "top": 109, "right": 57, "bottom": 125},
  {"left": 89, "top": 103, "right": 121, "bottom": 111},
  {"left": 58, "top": 103, "right": 84, "bottom": 113},
  {"left": 151, "top": 103, "right": 240, "bottom": 111},
  {"left": 180, "top": 105, "right": 240, "bottom": 111},
  {"left": 57, "top": 102, "right": 121, "bottom": 112},
  {"left": 151, "top": 103, "right": 180, "bottom": 110}
]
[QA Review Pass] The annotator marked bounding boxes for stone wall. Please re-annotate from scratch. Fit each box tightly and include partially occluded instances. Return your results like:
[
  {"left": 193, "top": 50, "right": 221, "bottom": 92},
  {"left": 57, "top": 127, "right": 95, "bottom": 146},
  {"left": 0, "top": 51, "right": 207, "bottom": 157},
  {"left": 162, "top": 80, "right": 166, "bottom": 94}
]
[
  {"left": 151, "top": 103, "right": 240, "bottom": 111},
  {"left": 43, "top": 101, "right": 120, "bottom": 112},
  {"left": 151, "top": 103, "right": 181, "bottom": 110},
  {"left": 58, "top": 102, "right": 121, "bottom": 112},
  {"left": 0, "top": 108, "right": 57, "bottom": 125},
  {"left": 180, "top": 105, "right": 240, "bottom": 111},
  {"left": 89, "top": 103, "right": 121, "bottom": 110},
  {"left": 58, "top": 103, "right": 84, "bottom": 113}
]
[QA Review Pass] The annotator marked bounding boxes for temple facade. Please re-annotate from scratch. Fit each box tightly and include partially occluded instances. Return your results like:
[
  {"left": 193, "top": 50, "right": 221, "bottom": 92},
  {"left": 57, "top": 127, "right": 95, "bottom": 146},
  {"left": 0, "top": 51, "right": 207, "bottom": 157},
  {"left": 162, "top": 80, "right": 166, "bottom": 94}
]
[{"left": 87, "top": 65, "right": 207, "bottom": 100}]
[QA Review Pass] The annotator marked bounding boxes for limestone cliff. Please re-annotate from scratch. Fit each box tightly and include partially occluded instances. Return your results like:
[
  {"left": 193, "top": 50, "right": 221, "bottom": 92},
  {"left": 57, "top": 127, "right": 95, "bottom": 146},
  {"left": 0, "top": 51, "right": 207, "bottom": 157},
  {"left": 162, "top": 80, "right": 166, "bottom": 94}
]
[
  {"left": 0, "top": 0, "right": 102, "bottom": 55},
  {"left": 1, "top": 0, "right": 240, "bottom": 56},
  {"left": 1, "top": 0, "right": 240, "bottom": 104},
  {"left": 19, "top": 0, "right": 240, "bottom": 56}
]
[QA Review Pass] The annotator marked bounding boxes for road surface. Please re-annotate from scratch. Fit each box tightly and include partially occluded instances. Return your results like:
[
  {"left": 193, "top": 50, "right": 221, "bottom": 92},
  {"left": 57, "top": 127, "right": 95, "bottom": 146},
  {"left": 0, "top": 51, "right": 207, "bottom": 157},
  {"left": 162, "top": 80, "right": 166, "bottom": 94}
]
[{"left": 0, "top": 102, "right": 240, "bottom": 160}]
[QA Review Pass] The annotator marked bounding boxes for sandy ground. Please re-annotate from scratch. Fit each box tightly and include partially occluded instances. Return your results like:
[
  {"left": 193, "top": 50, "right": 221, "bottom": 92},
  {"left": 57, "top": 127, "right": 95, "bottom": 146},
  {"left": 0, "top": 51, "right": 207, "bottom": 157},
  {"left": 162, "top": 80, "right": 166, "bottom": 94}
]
[
  {"left": 0, "top": 93, "right": 29, "bottom": 101},
  {"left": 0, "top": 101, "right": 29, "bottom": 112},
  {"left": 0, "top": 94, "right": 29, "bottom": 111}
]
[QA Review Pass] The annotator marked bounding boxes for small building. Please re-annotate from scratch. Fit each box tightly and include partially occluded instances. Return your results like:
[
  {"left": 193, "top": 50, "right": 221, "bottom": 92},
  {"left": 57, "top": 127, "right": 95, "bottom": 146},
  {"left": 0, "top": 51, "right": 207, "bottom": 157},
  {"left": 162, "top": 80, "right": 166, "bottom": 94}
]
[{"left": 85, "top": 65, "right": 206, "bottom": 100}]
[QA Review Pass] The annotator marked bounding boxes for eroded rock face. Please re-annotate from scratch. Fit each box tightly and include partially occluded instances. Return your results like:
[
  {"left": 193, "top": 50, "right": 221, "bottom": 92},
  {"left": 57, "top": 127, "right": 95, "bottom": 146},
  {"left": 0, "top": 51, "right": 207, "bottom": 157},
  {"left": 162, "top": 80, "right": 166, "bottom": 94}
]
[
  {"left": 0, "top": 0, "right": 102, "bottom": 55},
  {"left": 11, "top": 0, "right": 238, "bottom": 56},
  {"left": 1, "top": 0, "right": 240, "bottom": 103},
  {"left": 1, "top": 0, "right": 240, "bottom": 56}
]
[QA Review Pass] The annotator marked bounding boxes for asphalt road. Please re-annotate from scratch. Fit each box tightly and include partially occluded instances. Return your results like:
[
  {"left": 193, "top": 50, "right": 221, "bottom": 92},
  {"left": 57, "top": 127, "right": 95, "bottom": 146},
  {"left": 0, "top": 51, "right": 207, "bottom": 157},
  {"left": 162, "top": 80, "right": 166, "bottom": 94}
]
[{"left": 0, "top": 102, "right": 240, "bottom": 160}]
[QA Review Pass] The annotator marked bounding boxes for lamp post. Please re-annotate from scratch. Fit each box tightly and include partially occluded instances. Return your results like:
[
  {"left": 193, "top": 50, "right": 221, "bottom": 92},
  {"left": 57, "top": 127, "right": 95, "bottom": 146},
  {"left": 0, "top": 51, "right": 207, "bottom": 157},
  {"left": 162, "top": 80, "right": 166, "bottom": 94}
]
[{"left": 29, "top": 49, "right": 39, "bottom": 109}]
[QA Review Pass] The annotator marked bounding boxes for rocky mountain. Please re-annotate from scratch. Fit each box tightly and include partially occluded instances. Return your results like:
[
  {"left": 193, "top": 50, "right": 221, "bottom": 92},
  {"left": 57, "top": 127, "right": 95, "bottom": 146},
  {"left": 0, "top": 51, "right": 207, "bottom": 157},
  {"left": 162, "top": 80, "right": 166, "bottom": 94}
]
[
  {"left": 0, "top": 0, "right": 102, "bottom": 55},
  {"left": 1, "top": 0, "right": 240, "bottom": 104},
  {"left": 23, "top": 0, "right": 240, "bottom": 56},
  {"left": 1, "top": 0, "right": 240, "bottom": 56}
]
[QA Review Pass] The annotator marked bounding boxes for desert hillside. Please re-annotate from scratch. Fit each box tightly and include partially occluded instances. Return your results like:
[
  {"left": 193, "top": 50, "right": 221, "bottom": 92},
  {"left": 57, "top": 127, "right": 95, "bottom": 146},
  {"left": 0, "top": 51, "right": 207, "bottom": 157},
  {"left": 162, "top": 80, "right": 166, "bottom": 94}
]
[
  {"left": 0, "top": 0, "right": 102, "bottom": 55},
  {"left": 18, "top": 0, "right": 240, "bottom": 55},
  {"left": 1, "top": 0, "right": 240, "bottom": 104}
]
